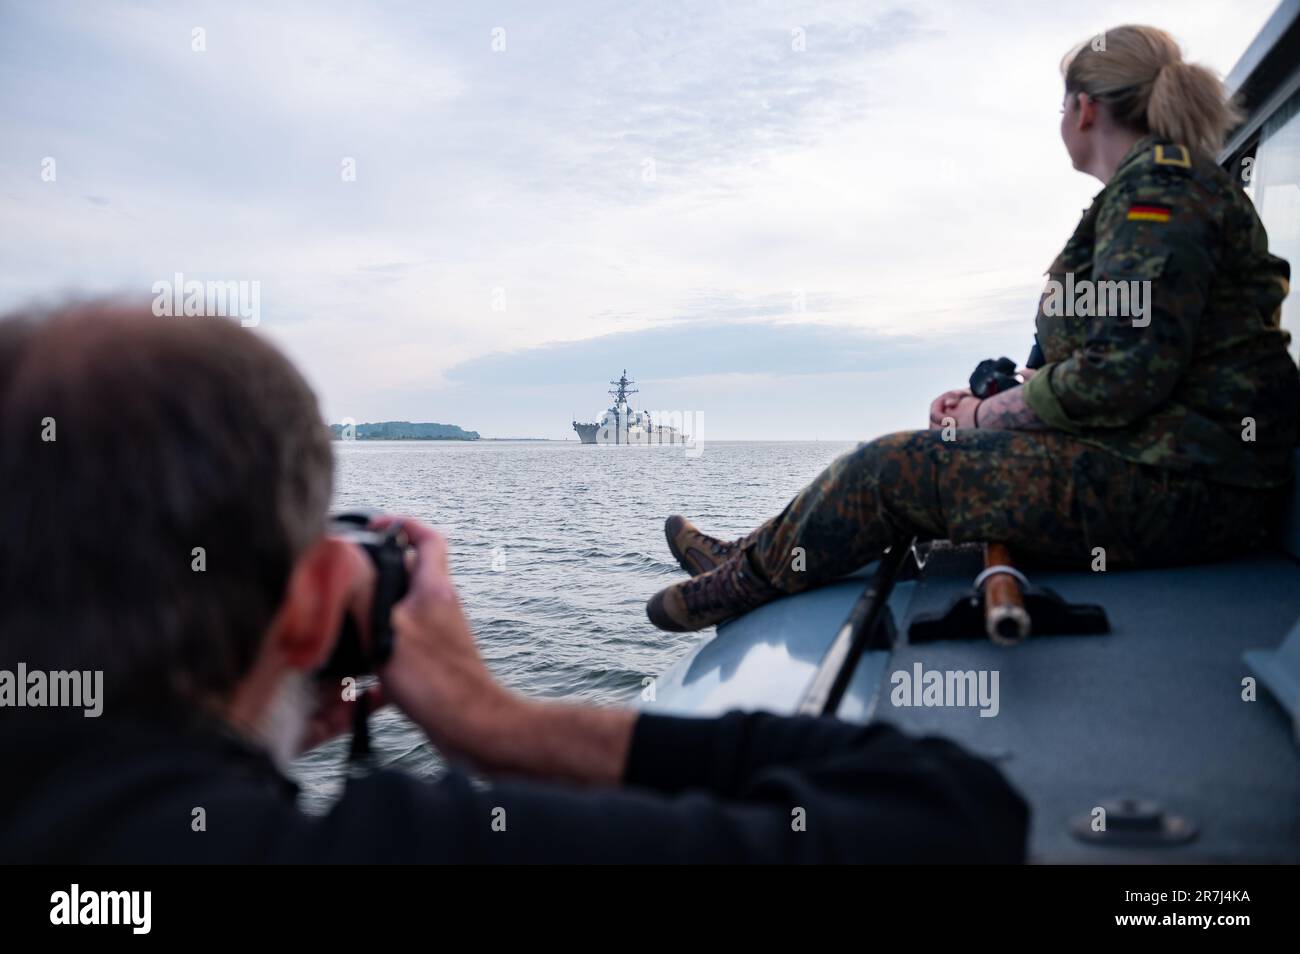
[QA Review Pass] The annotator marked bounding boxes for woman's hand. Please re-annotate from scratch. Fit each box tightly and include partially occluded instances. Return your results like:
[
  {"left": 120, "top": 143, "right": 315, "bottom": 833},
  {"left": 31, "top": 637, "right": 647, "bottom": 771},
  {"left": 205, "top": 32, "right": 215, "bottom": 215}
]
[
  {"left": 950, "top": 395, "right": 982, "bottom": 429},
  {"left": 929, "top": 387, "right": 973, "bottom": 428}
]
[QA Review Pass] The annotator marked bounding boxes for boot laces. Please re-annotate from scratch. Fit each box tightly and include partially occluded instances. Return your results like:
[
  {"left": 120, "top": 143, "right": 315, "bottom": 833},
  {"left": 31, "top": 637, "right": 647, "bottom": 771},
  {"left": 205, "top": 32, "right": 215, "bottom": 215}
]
[{"left": 681, "top": 557, "right": 762, "bottom": 616}]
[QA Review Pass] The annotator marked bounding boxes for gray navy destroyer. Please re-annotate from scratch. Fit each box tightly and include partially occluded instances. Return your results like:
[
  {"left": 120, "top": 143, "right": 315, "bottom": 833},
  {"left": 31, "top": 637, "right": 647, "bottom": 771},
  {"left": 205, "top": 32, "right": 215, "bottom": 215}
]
[{"left": 572, "top": 371, "right": 687, "bottom": 445}]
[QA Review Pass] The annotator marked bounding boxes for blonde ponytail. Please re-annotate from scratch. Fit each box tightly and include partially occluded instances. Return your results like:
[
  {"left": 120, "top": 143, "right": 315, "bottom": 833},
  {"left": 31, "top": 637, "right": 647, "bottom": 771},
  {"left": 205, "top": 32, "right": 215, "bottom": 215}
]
[{"left": 1062, "top": 25, "right": 1243, "bottom": 157}]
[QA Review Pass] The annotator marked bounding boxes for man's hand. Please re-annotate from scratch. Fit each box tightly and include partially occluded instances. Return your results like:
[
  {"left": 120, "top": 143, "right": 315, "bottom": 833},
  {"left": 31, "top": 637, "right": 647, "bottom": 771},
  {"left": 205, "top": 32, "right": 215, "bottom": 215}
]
[
  {"left": 373, "top": 518, "right": 518, "bottom": 765},
  {"left": 299, "top": 680, "right": 386, "bottom": 754},
  {"left": 929, "top": 388, "right": 971, "bottom": 428},
  {"left": 291, "top": 520, "right": 506, "bottom": 761},
  {"left": 372, "top": 516, "right": 636, "bottom": 784}
]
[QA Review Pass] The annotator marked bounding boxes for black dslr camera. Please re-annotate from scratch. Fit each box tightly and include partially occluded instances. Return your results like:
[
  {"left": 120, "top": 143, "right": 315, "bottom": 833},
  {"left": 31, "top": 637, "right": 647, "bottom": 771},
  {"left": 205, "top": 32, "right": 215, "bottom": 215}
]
[
  {"left": 317, "top": 512, "right": 412, "bottom": 679},
  {"left": 969, "top": 356, "right": 1021, "bottom": 399}
]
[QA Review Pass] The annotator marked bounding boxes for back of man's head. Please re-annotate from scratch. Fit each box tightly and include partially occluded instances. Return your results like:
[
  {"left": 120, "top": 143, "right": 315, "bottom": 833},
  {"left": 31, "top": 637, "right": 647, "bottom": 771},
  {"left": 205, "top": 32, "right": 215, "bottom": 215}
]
[{"left": 0, "top": 302, "right": 333, "bottom": 721}]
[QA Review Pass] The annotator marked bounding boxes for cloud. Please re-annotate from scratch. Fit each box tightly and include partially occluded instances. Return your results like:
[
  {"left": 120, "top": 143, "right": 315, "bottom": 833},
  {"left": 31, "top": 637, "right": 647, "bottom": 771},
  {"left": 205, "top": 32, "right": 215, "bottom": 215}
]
[
  {"left": 449, "top": 319, "right": 930, "bottom": 385},
  {"left": 0, "top": 0, "right": 1280, "bottom": 437},
  {"left": 362, "top": 316, "right": 1032, "bottom": 440}
]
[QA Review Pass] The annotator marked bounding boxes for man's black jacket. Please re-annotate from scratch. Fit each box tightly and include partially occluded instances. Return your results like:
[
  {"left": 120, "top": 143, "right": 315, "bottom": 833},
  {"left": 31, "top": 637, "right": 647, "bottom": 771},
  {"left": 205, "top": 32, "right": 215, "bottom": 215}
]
[{"left": 0, "top": 711, "right": 1028, "bottom": 863}]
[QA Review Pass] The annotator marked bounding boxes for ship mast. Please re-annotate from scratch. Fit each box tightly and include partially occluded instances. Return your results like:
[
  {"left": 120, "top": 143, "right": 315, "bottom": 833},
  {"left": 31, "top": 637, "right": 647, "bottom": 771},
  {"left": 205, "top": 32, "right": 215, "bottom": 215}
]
[{"left": 608, "top": 370, "right": 638, "bottom": 408}]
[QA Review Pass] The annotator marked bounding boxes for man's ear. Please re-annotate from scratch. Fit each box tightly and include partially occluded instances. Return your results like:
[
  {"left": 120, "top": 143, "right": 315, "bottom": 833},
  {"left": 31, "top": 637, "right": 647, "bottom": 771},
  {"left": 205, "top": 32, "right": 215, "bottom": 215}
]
[{"left": 268, "top": 537, "right": 367, "bottom": 672}]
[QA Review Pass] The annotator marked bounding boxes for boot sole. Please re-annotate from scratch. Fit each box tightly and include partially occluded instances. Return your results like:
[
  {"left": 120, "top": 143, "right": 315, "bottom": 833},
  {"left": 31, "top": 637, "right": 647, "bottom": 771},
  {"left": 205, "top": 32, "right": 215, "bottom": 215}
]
[
  {"left": 645, "top": 589, "right": 690, "bottom": 632},
  {"left": 664, "top": 515, "right": 705, "bottom": 576}
]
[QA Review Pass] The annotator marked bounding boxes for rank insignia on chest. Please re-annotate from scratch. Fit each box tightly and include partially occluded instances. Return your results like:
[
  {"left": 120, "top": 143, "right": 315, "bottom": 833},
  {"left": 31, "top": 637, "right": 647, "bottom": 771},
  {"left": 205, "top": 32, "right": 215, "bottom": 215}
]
[{"left": 1127, "top": 203, "right": 1172, "bottom": 223}]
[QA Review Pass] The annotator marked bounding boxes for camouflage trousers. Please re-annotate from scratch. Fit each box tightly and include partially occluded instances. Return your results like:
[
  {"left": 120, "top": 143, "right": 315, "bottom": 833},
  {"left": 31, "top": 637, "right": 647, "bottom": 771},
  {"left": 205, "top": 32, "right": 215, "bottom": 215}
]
[{"left": 749, "top": 429, "right": 1289, "bottom": 593}]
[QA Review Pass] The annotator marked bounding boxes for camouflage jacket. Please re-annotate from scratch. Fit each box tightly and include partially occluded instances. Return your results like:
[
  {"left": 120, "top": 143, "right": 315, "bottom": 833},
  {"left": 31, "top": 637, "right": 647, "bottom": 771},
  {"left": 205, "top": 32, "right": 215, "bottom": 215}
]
[{"left": 1022, "top": 134, "right": 1300, "bottom": 488}]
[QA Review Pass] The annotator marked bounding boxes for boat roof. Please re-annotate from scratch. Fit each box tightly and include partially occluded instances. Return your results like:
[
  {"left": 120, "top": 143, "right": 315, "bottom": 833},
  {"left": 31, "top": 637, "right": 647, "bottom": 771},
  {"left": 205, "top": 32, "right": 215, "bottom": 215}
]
[
  {"left": 645, "top": 539, "right": 1300, "bottom": 861},
  {"left": 1221, "top": 0, "right": 1300, "bottom": 164}
]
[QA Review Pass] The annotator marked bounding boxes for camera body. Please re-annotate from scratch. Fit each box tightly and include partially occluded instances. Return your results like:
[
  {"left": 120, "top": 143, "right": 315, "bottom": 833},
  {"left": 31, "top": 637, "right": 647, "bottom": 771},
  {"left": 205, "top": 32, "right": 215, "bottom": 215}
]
[
  {"left": 317, "top": 512, "right": 411, "bottom": 679},
  {"left": 969, "top": 356, "right": 1021, "bottom": 399}
]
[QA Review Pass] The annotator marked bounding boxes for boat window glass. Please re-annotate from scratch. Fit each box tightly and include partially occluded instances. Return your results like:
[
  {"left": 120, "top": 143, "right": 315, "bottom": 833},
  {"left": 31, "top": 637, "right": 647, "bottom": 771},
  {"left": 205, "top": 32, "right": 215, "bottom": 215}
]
[
  {"left": 1239, "top": 147, "right": 1257, "bottom": 204},
  {"left": 1253, "top": 84, "right": 1300, "bottom": 362}
]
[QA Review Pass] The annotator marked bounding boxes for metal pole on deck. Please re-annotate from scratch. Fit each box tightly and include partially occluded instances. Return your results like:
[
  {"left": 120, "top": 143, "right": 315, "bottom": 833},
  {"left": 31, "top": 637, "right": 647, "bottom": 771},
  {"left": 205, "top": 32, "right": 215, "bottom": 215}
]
[{"left": 796, "top": 538, "right": 914, "bottom": 717}]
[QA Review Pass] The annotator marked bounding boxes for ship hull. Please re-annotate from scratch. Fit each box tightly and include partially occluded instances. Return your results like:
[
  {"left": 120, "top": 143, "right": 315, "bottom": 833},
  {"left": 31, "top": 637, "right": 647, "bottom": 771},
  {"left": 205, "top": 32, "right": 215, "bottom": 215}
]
[{"left": 595, "top": 423, "right": 686, "bottom": 445}]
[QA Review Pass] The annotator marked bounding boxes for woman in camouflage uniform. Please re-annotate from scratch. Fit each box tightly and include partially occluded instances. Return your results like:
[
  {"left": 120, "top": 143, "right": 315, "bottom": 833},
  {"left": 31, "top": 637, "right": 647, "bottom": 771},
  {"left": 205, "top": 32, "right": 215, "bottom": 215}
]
[{"left": 648, "top": 25, "right": 1300, "bottom": 633}]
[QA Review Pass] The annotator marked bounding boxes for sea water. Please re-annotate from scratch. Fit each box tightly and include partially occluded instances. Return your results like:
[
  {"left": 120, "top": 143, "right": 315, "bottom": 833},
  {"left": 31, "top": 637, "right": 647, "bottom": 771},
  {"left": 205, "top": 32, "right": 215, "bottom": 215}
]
[{"left": 293, "top": 438, "right": 853, "bottom": 811}]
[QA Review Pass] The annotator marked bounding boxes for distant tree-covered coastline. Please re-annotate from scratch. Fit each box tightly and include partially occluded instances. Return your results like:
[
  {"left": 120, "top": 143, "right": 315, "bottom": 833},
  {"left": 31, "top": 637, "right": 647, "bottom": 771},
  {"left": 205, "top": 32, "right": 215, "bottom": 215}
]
[{"left": 329, "top": 421, "right": 480, "bottom": 441}]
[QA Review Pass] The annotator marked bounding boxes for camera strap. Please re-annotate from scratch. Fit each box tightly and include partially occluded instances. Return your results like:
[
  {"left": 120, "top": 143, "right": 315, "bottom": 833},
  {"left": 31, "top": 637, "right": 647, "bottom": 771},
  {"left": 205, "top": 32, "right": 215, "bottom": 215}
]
[{"left": 348, "top": 692, "right": 372, "bottom": 763}]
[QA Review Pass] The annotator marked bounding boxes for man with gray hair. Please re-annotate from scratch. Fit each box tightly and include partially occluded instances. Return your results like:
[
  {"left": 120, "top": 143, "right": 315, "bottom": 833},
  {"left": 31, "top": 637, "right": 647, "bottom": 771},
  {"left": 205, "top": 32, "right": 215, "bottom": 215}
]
[{"left": 0, "top": 303, "right": 1027, "bottom": 864}]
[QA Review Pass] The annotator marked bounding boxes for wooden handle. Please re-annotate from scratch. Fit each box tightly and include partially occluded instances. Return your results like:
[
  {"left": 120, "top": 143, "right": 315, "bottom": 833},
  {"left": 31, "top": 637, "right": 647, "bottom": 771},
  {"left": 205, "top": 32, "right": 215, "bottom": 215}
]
[{"left": 984, "top": 543, "right": 1030, "bottom": 645}]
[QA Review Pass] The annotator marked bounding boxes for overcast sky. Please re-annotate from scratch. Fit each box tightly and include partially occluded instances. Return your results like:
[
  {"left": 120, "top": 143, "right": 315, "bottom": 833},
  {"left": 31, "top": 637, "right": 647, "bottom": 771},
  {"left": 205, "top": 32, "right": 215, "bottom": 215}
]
[{"left": 0, "top": 1, "right": 1279, "bottom": 438}]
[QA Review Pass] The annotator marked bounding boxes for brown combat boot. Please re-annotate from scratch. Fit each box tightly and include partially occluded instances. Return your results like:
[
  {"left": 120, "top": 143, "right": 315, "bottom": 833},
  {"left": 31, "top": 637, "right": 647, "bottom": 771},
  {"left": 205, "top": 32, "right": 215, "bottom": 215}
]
[
  {"left": 664, "top": 514, "right": 761, "bottom": 576},
  {"left": 646, "top": 549, "right": 780, "bottom": 632}
]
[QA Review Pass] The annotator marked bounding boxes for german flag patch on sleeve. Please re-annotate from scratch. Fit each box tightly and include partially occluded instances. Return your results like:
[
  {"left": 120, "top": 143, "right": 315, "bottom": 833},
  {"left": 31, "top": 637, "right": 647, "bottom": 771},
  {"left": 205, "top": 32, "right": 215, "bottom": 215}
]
[{"left": 1127, "top": 203, "right": 1172, "bottom": 223}]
